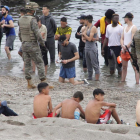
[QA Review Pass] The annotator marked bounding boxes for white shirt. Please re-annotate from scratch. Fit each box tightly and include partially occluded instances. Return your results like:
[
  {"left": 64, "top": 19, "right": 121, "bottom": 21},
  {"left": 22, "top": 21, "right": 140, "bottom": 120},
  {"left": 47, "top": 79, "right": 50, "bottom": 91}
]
[
  {"left": 124, "top": 25, "right": 135, "bottom": 51},
  {"left": 39, "top": 24, "right": 47, "bottom": 41},
  {"left": 106, "top": 24, "right": 123, "bottom": 47}
]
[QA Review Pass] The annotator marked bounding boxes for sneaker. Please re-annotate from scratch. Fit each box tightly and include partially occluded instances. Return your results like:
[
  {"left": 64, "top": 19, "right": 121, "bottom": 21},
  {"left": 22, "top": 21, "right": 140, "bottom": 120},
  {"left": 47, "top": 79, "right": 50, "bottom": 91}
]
[
  {"left": 82, "top": 79, "right": 89, "bottom": 84},
  {"left": 87, "top": 78, "right": 92, "bottom": 80}
]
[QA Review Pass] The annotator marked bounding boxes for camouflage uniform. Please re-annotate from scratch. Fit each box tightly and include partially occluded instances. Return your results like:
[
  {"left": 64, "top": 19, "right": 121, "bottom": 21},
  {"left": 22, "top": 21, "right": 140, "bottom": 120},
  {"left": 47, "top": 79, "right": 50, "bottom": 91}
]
[
  {"left": 18, "top": 3, "right": 46, "bottom": 81},
  {"left": 132, "top": 30, "right": 140, "bottom": 73}
]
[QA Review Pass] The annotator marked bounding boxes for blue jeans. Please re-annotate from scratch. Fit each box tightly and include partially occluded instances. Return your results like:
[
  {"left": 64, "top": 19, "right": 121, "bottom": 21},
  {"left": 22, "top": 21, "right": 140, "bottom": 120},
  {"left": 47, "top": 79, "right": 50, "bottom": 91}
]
[{"left": 0, "top": 106, "right": 18, "bottom": 116}]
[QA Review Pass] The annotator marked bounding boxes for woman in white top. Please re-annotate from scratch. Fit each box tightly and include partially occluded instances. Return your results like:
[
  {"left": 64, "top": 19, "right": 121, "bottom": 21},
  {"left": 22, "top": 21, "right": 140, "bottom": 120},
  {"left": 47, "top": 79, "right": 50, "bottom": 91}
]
[{"left": 121, "top": 12, "right": 139, "bottom": 84}]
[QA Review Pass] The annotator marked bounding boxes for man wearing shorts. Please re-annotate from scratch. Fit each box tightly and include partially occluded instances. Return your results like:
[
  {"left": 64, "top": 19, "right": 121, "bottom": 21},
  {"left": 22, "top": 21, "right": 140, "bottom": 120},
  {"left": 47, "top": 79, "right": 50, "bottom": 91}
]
[
  {"left": 102, "top": 14, "right": 123, "bottom": 76},
  {"left": 121, "top": 12, "right": 139, "bottom": 84},
  {"left": 58, "top": 35, "right": 88, "bottom": 85},
  {"left": 0, "top": 6, "right": 16, "bottom": 60}
]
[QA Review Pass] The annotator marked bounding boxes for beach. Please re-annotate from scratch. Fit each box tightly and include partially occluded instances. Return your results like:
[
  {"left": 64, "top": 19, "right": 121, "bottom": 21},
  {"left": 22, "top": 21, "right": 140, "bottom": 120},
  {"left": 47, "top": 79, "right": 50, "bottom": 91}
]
[{"left": 0, "top": 75, "right": 140, "bottom": 140}]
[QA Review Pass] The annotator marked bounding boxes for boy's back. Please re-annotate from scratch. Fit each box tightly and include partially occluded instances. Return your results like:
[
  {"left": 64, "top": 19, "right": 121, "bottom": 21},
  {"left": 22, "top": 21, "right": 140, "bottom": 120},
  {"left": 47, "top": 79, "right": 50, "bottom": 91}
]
[
  {"left": 85, "top": 100, "right": 102, "bottom": 124},
  {"left": 61, "top": 99, "right": 79, "bottom": 119},
  {"left": 34, "top": 94, "right": 51, "bottom": 118}
]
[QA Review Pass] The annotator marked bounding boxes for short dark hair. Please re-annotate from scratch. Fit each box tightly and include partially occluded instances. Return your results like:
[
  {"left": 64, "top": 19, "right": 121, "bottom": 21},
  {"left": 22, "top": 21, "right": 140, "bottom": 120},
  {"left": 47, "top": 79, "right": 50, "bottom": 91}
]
[
  {"left": 93, "top": 89, "right": 105, "bottom": 97},
  {"left": 105, "top": 9, "right": 115, "bottom": 19},
  {"left": 61, "top": 17, "right": 67, "bottom": 22},
  {"left": 35, "top": 15, "right": 40, "bottom": 22},
  {"left": 73, "top": 91, "right": 84, "bottom": 101},
  {"left": 112, "top": 14, "right": 119, "bottom": 18},
  {"left": 20, "top": 8, "right": 26, "bottom": 14},
  {"left": 85, "top": 15, "right": 93, "bottom": 23},
  {"left": 38, "top": 82, "right": 49, "bottom": 93},
  {"left": 43, "top": 5, "right": 50, "bottom": 9}
]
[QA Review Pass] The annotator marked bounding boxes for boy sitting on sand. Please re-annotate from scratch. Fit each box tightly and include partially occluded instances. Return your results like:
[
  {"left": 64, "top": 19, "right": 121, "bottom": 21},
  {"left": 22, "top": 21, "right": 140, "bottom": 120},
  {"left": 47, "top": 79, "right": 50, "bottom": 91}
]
[
  {"left": 85, "top": 88, "right": 121, "bottom": 124},
  {"left": 136, "top": 100, "right": 140, "bottom": 127},
  {"left": 33, "top": 83, "right": 57, "bottom": 118},
  {"left": 53, "top": 91, "right": 85, "bottom": 120}
]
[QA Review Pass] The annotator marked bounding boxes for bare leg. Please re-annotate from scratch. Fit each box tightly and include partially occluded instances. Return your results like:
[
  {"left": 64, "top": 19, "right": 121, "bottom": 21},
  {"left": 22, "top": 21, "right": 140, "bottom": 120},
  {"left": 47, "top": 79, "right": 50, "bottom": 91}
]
[
  {"left": 110, "top": 70, "right": 115, "bottom": 75},
  {"left": 32, "top": 61, "right": 36, "bottom": 72},
  {"left": 5, "top": 47, "right": 11, "bottom": 60},
  {"left": 136, "top": 100, "right": 140, "bottom": 124},
  {"left": 121, "top": 60, "right": 128, "bottom": 81},
  {"left": 95, "top": 74, "right": 99, "bottom": 81},
  {"left": 45, "top": 65, "right": 48, "bottom": 75},
  {"left": 69, "top": 78, "right": 84, "bottom": 85},
  {"left": 83, "top": 68, "right": 87, "bottom": 72},
  {"left": 18, "top": 51, "right": 22, "bottom": 57},
  {"left": 59, "top": 77, "right": 65, "bottom": 83},
  {"left": 109, "top": 107, "right": 121, "bottom": 124}
]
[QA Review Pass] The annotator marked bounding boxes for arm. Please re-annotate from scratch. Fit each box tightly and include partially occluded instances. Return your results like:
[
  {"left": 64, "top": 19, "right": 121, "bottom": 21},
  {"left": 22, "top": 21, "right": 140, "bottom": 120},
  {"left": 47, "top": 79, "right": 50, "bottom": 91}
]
[
  {"left": 77, "top": 104, "right": 85, "bottom": 118},
  {"left": 48, "top": 96, "right": 53, "bottom": 113},
  {"left": 82, "top": 26, "right": 96, "bottom": 42},
  {"left": 120, "top": 29, "right": 126, "bottom": 52},
  {"left": 55, "top": 27, "right": 60, "bottom": 40},
  {"left": 62, "top": 52, "right": 79, "bottom": 64},
  {"left": 101, "top": 101, "right": 116, "bottom": 108},
  {"left": 65, "top": 27, "right": 72, "bottom": 41},
  {"left": 31, "top": 18, "right": 45, "bottom": 46},
  {"left": 50, "top": 18, "right": 57, "bottom": 34},
  {"left": 94, "top": 20, "right": 100, "bottom": 28},
  {"left": 2, "top": 20, "right": 14, "bottom": 28},
  {"left": 75, "top": 26, "right": 82, "bottom": 39},
  {"left": 101, "top": 37, "right": 108, "bottom": 56},
  {"left": 53, "top": 102, "right": 62, "bottom": 117},
  {"left": 58, "top": 52, "right": 62, "bottom": 59},
  {"left": 127, "top": 26, "right": 137, "bottom": 48},
  {"left": 0, "top": 101, "right": 1, "bottom": 106}
]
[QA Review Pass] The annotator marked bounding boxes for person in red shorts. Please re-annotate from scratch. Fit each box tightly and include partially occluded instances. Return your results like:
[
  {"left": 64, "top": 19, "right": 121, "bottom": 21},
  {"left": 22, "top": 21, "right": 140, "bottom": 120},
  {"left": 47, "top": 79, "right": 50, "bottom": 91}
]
[
  {"left": 85, "top": 88, "right": 122, "bottom": 124},
  {"left": 94, "top": 9, "right": 115, "bottom": 66},
  {"left": 33, "top": 82, "right": 57, "bottom": 119},
  {"left": 120, "top": 12, "right": 139, "bottom": 84}
]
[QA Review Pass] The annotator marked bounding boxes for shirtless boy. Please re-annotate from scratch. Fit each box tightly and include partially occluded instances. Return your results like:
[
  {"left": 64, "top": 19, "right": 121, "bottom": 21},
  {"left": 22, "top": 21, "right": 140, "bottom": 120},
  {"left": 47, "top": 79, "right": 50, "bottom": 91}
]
[
  {"left": 85, "top": 88, "right": 121, "bottom": 124},
  {"left": 136, "top": 100, "right": 140, "bottom": 127},
  {"left": 53, "top": 91, "right": 85, "bottom": 120},
  {"left": 33, "top": 82, "right": 57, "bottom": 118}
]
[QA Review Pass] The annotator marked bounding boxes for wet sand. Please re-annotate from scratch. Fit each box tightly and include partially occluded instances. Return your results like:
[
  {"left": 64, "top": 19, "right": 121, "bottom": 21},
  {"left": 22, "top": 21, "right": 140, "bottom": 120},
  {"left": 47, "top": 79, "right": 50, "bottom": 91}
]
[{"left": 0, "top": 75, "right": 140, "bottom": 139}]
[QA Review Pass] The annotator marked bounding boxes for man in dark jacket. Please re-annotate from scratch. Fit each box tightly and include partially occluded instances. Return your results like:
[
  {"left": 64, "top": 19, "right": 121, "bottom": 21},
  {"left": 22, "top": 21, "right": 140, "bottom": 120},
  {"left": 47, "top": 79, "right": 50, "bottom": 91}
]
[
  {"left": 40, "top": 5, "right": 57, "bottom": 63},
  {"left": 75, "top": 15, "right": 87, "bottom": 72}
]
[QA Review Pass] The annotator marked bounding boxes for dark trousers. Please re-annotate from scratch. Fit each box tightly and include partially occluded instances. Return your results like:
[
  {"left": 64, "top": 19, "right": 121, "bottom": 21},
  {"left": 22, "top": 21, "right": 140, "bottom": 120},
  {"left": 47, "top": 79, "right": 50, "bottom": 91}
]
[
  {"left": 78, "top": 47, "right": 84, "bottom": 59},
  {"left": 0, "top": 106, "right": 18, "bottom": 116},
  {"left": 0, "top": 28, "right": 3, "bottom": 47},
  {"left": 83, "top": 48, "right": 87, "bottom": 68},
  {"left": 45, "top": 37, "right": 55, "bottom": 63},
  {"left": 101, "top": 44, "right": 108, "bottom": 66}
]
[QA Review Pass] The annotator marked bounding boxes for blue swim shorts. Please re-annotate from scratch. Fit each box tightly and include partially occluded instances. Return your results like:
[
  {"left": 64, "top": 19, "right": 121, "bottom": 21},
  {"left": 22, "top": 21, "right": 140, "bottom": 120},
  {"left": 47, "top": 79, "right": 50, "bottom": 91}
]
[{"left": 59, "top": 66, "right": 76, "bottom": 79}]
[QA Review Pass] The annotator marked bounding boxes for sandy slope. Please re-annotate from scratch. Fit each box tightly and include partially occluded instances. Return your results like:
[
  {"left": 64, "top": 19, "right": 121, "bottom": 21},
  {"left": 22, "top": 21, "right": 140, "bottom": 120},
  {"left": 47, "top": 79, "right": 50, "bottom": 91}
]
[{"left": 0, "top": 76, "right": 140, "bottom": 140}]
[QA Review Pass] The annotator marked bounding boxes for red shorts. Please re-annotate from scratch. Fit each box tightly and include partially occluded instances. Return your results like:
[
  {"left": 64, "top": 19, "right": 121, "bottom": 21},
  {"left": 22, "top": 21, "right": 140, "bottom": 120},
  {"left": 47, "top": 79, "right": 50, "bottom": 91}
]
[
  {"left": 97, "top": 110, "right": 111, "bottom": 124},
  {"left": 32, "top": 113, "right": 57, "bottom": 119},
  {"left": 121, "top": 51, "right": 131, "bottom": 61}
]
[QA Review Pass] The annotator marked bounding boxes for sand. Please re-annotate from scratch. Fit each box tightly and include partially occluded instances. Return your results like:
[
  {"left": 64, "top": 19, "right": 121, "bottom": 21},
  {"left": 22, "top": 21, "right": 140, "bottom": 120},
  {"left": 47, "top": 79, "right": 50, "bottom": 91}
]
[{"left": 0, "top": 75, "right": 140, "bottom": 140}]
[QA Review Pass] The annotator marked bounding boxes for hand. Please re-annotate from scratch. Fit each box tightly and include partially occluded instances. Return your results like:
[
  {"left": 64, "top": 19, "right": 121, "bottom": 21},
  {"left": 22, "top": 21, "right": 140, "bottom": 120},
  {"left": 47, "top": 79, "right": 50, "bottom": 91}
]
[
  {"left": 82, "top": 32, "right": 86, "bottom": 36},
  {"left": 77, "top": 32, "right": 81, "bottom": 36},
  {"left": 122, "top": 45, "right": 126, "bottom": 51},
  {"left": 2, "top": 24, "right": 5, "bottom": 28},
  {"left": 101, "top": 49, "right": 104, "bottom": 56},
  {"left": 62, "top": 60, "right": 68, "bottom": 64},
  {"left": 1, "top": 20, "right": 5, "bottom": 24}
]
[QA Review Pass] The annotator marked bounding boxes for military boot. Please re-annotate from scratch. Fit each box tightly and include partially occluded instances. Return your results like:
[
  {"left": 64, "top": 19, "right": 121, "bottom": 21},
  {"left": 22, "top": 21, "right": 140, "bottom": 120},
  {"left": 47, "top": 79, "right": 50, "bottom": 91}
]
[
  {"left": 41, "top": 79, "right": 54, "bottom": 89},
  {"left": 27, "top": 79, "right": 36, "bottom": 89}
]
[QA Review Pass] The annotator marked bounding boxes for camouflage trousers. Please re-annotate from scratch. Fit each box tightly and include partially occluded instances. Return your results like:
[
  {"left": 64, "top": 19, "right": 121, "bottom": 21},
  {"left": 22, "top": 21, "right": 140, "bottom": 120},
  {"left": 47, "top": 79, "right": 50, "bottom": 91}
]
[
  {"left": 22, "top": 41, "right": 46, "bottom": 80},
  {"left": 133, "top": 30, "right": 140, "bottom": 73}
]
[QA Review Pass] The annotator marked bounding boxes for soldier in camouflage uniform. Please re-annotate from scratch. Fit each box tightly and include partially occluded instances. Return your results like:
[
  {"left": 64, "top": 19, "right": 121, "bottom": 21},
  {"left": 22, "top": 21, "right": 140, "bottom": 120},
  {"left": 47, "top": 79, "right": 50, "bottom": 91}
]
[
  {"left": 133, "top": 30, "right": 140, "bottom": 73},
  {"left": 18, "top": 2, "right": 47, "bottom": 89}
]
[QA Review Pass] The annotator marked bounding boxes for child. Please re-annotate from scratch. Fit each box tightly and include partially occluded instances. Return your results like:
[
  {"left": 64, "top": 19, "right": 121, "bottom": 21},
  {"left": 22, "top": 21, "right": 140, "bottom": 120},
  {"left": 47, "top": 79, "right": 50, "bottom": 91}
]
[
  {"left": 33, "top": 82, "right": 57, "bottom": 118},
  {"left": 53, "top": 91, "right": 85, "bottom": 120},
  {"left": 85, "top": 88, "right": 121, "bottom": 124},
  {"left": 136, "top": 100, "right": 140, "bottom": 127}
]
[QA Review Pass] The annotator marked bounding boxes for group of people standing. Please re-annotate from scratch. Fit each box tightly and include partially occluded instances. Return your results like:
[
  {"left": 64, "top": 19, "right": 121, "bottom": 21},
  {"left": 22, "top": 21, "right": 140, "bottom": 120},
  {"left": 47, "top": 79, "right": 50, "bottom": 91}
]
[{"left": 0, "top": 2, "right": 140, "bottom": 88}]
